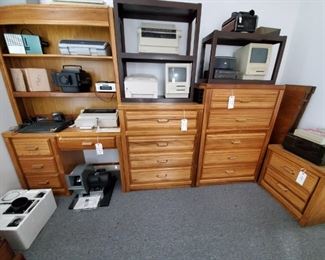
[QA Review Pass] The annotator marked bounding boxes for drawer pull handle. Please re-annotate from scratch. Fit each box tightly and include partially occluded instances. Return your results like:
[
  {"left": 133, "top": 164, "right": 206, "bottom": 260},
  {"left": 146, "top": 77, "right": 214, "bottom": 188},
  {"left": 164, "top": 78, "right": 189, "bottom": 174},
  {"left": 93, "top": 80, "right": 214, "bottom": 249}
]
[
  {"left": 239, "top": 99, "right": 252, "bottom": 103},
  {"left": 38, "top": 181, "right": 50, "bottom": 185},
  {"left": 26, "top": 146, "right": 39, "bottom": 151},
  {"left": 231, "top": 140, "right": 241, "bottom": 144},
  {"left": 225, "top": 170, "right": 235, "bottom": 174},
  {"left": 281, "top": 166, "right": 295, "bottom": 175},
  {"left": 276, "top": 183, "right": 289, "bottom": 192},
  {"left": 157, "top": 159, "right": 168, "bottom": 164},
  {"left": 157, "top": 142, "right": 168, "bottom": 147},
  {"left": 235, "top": 118, "right": 247, "bottom": 122},
  {"left": 32, "top": 164, "right": 44, "bottom": 169},
  {"left": 156, "top": 174, "right": 168, "bottom": 178},
  {"left": 227, "top": 156, "right": 238, "bottom": 160},
  {"left": 82, "top": 142, "right": 93, "bottom": 146},
  {"left": 157, "top": 119, "right": 169, "bottom": 123}
]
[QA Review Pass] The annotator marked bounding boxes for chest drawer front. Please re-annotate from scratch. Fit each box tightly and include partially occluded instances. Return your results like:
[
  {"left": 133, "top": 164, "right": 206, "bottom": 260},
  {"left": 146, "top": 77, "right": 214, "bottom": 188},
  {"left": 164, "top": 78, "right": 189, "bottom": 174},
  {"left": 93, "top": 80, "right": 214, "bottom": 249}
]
[
  {"left": 264, "top": 168, "right": 306, "bottom": 212},
  {"left": 125, "top": 110, "right": 198, "bottom": 131},
  {"left": 128, "top": 135, "right": 195, "bottom": 154},
  {"left": 19, "top": 157, "right": 58, "bottom": 174},
  {"left": 205, "top": 133, "right": 266, "bottom": 150},
  {"left": 26, "top": 174, "right": 62, "bottom": 189},
  {"left": 269, "top": 153, "right": 319, "bottom": 195},
  {"left": 204, "top": 149, "right": 261, "bottom": 165},
  {"left": 202, "top": 164, "right": 256, "bottom": 179},
  {"left": 58, "top": 136, "right": 116, "bottom": 150},
  {"left": 208, "top": 109, "right": 273, "bottom": 130},
  {"left": 211, "top": 89, "right": 278, "bottom": 109},
  {"left": 131, "top": 167, "right": 191, "bottom": 183},
  {"left": 12, "top": 138, "right": 52, "bottom": 156},
  {"left": 129, "top": 152, "right": 193, "bottom": 169}
]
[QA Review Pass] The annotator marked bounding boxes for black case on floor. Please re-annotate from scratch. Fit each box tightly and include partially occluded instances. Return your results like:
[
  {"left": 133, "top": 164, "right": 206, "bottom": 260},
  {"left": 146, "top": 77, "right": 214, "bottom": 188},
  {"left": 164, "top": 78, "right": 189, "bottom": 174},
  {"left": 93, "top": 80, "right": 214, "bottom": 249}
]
[{"left": 283, "top": 133, "right": 325, "bottom": 166}]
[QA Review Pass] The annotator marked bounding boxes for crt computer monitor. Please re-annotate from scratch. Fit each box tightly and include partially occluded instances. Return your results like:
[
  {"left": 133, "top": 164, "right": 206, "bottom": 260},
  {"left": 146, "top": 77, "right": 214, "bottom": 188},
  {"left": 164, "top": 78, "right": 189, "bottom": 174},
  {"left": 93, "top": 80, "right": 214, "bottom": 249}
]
[{"left": 165, "top": 63, "right": 192, "bottom": 98}]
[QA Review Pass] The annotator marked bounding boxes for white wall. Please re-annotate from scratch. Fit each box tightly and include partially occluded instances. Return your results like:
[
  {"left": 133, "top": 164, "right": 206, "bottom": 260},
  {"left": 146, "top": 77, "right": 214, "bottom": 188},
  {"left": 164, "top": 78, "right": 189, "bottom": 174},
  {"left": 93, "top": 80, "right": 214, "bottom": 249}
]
[{"left": 0, "top": 75, "right": 21, "bottom": 196}]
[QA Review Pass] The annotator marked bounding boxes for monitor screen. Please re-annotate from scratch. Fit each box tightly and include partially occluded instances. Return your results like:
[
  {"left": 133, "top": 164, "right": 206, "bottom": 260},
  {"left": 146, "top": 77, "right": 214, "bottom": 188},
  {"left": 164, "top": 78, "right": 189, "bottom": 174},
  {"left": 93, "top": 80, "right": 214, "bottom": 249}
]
[
  {"left": 168, "top": 67, "right": 187, "bottom": 82},
  {"left": 250, "top": 48, "right": 269, "bottom": 63}
]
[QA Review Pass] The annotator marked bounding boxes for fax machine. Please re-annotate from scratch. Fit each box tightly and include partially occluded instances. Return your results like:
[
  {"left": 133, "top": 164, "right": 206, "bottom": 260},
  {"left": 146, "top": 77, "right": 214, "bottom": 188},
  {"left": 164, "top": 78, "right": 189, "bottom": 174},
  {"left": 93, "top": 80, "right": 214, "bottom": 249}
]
[{"left": 74, "top": 109, "right": 118, "bottom": 129}]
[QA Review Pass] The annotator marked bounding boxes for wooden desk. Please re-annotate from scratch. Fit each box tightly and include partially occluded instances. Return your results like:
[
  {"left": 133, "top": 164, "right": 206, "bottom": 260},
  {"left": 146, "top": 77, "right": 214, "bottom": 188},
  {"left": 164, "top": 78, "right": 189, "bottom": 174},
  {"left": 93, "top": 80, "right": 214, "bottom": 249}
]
[{"left": 2, "top": 128, "right": 126, "bottom": 195}]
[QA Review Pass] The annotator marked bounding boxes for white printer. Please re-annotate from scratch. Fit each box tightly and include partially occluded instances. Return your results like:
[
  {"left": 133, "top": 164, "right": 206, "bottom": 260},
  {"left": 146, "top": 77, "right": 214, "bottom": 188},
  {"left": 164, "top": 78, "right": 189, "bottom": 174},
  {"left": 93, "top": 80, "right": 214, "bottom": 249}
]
[
  {"left": 124, "top": 75, "right": 158, "bottom": 99},
  {"left": 59, "top": 40, "right": 111, "bottom": 56},
  {"left": 74, "top": 109, "right": 118, "bottom": 129}
]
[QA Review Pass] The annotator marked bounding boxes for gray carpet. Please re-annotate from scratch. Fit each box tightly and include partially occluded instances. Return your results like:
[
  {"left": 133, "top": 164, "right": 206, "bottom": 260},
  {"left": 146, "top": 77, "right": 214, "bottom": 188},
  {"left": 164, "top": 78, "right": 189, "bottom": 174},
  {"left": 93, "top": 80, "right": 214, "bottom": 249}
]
[{"left": 23, "top": 182, "right": 325, "bottom": 260}]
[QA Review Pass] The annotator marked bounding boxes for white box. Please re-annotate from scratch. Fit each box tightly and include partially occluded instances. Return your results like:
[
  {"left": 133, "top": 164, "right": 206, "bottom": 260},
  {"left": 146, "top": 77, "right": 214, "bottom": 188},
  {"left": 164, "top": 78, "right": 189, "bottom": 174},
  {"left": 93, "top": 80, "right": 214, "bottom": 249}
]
[
  {"left": 24, "top": 68, "right": 53, "bottom": 91},
  {"left": 10, "top": 68, "right": 28, "bottom": 92},
  {"left": 124, "top": 75, "right": 158, "bottom": 99}
]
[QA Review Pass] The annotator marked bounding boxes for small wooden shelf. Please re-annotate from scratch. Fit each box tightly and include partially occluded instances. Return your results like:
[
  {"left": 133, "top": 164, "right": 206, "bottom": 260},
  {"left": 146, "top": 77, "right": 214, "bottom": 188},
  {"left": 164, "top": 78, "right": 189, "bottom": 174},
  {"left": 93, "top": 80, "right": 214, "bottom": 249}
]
[
  {"left": 120, "top": 52, "right": 194, "bottom": 63},
  {"left": 13, "top": 92, "right": 115, "bottom": 98},
  {"left": 2, "top": 54, "right": 113, "bottom": 60}
]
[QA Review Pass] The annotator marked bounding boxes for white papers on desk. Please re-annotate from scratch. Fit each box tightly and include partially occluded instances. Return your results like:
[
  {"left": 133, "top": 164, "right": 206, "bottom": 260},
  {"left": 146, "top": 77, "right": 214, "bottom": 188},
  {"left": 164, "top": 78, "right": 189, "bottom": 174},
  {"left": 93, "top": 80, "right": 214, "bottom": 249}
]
[{"left": 73, "top": 194, "right": 101, "bottom": 210}]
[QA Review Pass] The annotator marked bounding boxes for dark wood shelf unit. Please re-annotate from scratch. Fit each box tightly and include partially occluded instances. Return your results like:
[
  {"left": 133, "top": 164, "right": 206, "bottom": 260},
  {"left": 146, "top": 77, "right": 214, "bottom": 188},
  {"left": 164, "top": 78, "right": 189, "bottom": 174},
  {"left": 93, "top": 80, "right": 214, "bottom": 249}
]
[
  {"left": 198, "top": 30, "right": 287, "bottom": 85},
  {"left": 114, "top": 0, "right": 201, "bottom": 102}
]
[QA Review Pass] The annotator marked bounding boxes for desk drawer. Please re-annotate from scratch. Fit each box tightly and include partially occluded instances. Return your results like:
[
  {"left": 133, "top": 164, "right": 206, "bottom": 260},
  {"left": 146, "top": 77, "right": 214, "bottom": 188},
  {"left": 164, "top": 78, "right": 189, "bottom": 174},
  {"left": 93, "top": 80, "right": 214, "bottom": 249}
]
[
  {"left": 128, "top": 135, "right": 195, "bottom": 154},
  {"left": 125, "top": 110, "right": 198, "bottom": 131},
  {"left": 264, "top": 168, "right": 306, "bottom": 212},
  {"left": 26, "top": 174, "right": 62, "bottom": 189},
  {"left": 208, "top": 109, "right": 273, "bottom": 130},
  {"left": 58, "top": 136, "right": 115, "bottom": 150},
  {"left": 19, "top": 157, "right": 57, "bottom": 174},
  {"left": 131, "top": 167, "right": 191, "bottom": 183},
  {"left": 205, "top": 133, "right": 265, "bottom": 150},
  {"left": 12, "top": 138, "right": 52, "bottom": 156},
  {"left": 202, "top": 164, "right": 256, "bottom": 179},
  {"left": 129, "top": 152, "right": 193, "bottom": 169},
  {"left": 211, "top": 89, "right": 278, "bottom": 109},
  {"left": 268, "top": 153, "right": 319, "bottom": 195},
  {"left": 204, "top": 149, "right": 261, "bottom": 165}
]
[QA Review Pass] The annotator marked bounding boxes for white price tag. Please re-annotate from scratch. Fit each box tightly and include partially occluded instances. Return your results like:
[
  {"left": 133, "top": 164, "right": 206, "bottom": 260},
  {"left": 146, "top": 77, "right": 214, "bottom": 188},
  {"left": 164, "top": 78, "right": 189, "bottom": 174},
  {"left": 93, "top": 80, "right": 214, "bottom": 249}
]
[
  {"left": 296, "top": 170, "right": 307, "bottom": 186},
  {"left": 181, "top": 118, "right": 188, "bottom": 132},
  {"left": 95, "top": 143, "right": 104, "bottom": 155},
  {"left": 228, "top": 95, "right": 235, "bottom": 109}
]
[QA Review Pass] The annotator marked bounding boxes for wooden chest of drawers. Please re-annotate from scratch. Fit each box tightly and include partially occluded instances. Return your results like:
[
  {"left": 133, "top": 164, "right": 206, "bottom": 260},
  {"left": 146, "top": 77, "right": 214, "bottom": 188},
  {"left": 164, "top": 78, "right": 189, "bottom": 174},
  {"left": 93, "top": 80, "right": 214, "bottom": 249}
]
[
  {"left": 197, "top": 84, "right": 284, "bottom": 185},
  {"left": 259, "top": 145, "right": 325, "bottom": 226},
  {"left": 119, "top": 103, "right": 203, "bottom": 191}
]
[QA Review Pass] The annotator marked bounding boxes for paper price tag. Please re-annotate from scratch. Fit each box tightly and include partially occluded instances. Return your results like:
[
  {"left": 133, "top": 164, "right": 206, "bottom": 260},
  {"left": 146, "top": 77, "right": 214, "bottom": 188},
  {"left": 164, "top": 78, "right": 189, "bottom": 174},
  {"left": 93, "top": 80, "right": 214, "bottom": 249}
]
[
  {"left": 228, "top": 95, "right": 235, "bottom": 109},
  {"left": 296, "top": 170, "right": 307, "bottom": 186},
  {"left": 181, "top": 118, "right": 188, "bottom": 132},
  {"left": 95, "top": 143, "right": 104, "bottom": 155}
]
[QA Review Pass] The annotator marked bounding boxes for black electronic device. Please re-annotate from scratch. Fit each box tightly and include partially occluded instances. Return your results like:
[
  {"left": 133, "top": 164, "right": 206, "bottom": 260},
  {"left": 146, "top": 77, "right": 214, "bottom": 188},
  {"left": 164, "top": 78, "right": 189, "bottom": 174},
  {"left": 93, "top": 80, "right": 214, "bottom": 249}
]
[
  {"left": 52, "top": 65, "right": 91, "bottom": 93},
  {"left": 222, "top": 9, "right": 258, "bottom": 33},
  {"left": 17, "top": 120, "right": 72, "bottom": 133},
  {"left": 52, "top": 112, "right": 65, "bottom": 122},
  {"left": 283, "top": 133, "right": 325, "bottom": 166},
  {"left": 203, "top": 69, "right": 239, "bottom": 80},
  {"left": 215, "top": 56, "right": 236, "bottom": 70}
]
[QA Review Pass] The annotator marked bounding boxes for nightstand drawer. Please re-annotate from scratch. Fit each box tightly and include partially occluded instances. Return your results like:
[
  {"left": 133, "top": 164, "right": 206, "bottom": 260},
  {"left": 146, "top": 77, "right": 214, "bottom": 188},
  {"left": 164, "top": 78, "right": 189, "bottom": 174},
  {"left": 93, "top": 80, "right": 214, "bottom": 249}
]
[
  {"left": 125, "top": 110, "right": 198, "bottom": 131},
  {"left": 211, "top": 89, "right": 278, "bottom": 109},
  {"left": 208, "top": 109, "right": 273, "bottom": 129},
  {"left": 12, "top": 138, "right": 52, "bottom": 156},
  {"left": 269, "top": 153, "right": 319, "bottom": 195},
  {"left": 19, "top": 157, "right": 57, "bottom": 174},
  {"left": 264, "top": 168, "right": 306, "bottom": 212},
  {"left": 25, "top": 174, "right": 62, "bottom": 189},
  {"left": 129, "top": 152, "right": 193, "bottom": 169},
  {"left": 204, "top": 149, "right": 261, "bottom": 165},
  {"left": 128, "top": 135, "right": 195, "bottom": 153},
  {"left": 205, "top": 133, "right": 265, "bottom": 150},
  {"left": 202, "top": 164, "right": 256, "bottom": 179},
  {"left": 58, "top": 136, "right": 116, "bottom": 150},
  {"left": 131, "top": 167, "right": 191, "bottom": 183}
]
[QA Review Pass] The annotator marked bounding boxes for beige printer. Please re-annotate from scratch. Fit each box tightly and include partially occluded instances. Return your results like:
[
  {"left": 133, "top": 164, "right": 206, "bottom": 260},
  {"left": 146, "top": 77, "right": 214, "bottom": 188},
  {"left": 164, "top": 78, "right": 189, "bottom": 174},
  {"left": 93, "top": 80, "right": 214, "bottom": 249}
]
[{"left": 74, "top": 109, "right": 118, "bottom": 130}]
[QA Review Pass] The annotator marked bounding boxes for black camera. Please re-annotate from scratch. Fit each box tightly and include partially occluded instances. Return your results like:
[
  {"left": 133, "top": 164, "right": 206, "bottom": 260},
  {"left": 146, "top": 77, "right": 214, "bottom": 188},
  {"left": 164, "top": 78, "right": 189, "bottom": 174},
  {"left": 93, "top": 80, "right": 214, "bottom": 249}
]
[
  {"left": 52, "top": 65, "right": 92, "bottom": 93},
  {"left": 222, "top": 9, "right": 258, "bottom": 33}
]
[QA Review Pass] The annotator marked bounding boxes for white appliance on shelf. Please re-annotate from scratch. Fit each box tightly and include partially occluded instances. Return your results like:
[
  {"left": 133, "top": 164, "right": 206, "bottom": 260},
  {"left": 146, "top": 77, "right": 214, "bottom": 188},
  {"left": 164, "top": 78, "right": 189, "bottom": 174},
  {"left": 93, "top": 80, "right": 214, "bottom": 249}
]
[
  {"left": 124, "top": 75, "right": 158, "bottom": 99},
  {"left": 74, "top": 109, "right": 118, "bottom": 129},
  {"left": 0, "top": 189, "right": 57, "bottom": 250},
  {"left": 165, "top": 63, "right": 191, "bottom": 98},
  {"left": 138, "top": 23, "right": 181, "bottom": 54}
]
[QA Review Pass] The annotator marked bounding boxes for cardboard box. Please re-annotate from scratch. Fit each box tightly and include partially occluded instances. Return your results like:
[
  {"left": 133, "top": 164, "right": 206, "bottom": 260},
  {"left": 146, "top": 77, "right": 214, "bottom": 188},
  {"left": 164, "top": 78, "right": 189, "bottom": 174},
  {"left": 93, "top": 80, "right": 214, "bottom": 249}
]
[
  {"left": 10, "top": 68, "right": 28, "bottom": 92},
  {"left": 24, "top": 68, "right": 54, "bottom": 91}
]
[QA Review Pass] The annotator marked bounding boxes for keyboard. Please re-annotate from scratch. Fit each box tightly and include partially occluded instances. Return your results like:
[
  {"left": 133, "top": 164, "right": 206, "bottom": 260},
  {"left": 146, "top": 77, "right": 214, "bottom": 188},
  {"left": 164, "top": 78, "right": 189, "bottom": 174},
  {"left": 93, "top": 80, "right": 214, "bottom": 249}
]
[{"left": 17, "top": 120, "right": 72, "bottom": 133}]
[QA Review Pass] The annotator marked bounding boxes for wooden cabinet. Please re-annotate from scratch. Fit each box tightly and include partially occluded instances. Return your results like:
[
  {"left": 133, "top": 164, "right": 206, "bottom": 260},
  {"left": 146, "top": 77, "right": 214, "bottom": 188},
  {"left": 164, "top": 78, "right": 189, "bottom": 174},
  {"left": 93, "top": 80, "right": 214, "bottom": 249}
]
[
  {"left": 259, "top": 145, "right": 325, "bottom": 226},
  {"left": 119, "top": 103, "right": 203, "bottom": 191},
  {"left": 2, "top": 133, "right": 84, "bottom": 195},
  {"left": 196, "top": 84, "right": 284, "bottom": 185}
]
